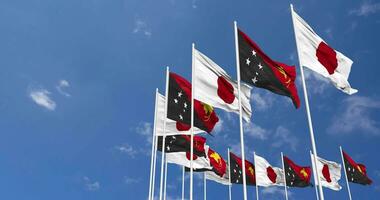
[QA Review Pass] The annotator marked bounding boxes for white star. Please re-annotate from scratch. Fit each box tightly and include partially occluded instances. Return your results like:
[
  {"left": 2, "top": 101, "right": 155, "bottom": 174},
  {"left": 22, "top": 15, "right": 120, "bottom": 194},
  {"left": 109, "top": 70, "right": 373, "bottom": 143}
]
[
  {"left": 246, "top": 58, "right": 251, "bottom": 65},
  {"left": 255, "top": 72, "right": 259, "bottom": 76},
  {"left": 183, "top": 109, "right": 186, "bottom": 112},
  {"left": 166, "top": 146, "right": 170, "bottom": 151},
  {"left": 252, "top": 49, "right": 257, "bottom": 56},
  {"left": 174, "top": 99, "right": 178, "bottom": 104},
  {"left": 258, "top": 63, "right": 263, "bottom": 70},
  {"left": 178, "top": 91, "right": 183, "bottom": 97},
  {"left": 252, "top": 77, "right": 258, "bottom": 84},
  {"left": 184, "top": 102, "right": 187, "bottom": 108},
  {"left": 179, "top": 114, "right": 183, "bottom": 120}
]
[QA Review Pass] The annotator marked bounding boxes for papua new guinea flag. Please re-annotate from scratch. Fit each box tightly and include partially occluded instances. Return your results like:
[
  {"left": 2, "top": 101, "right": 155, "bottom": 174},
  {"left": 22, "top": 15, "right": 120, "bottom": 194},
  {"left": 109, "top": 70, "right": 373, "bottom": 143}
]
[
  {"left": 229, "top": 152, "right": 256, "bottom": 185},
  {"left": 237, "top": 28, "right": 300, "bottom": 108},
  {"left": 157, "top": 134, "right": 207, "bottom": 158},
  {"left": 283, "top": 156, "right": 312, "bottom": 187},
  {"left": 167, "top": 72, "right": 219, "bottom": 133},
  {"left": 343, "top": 150, "right": 372, "bottom": 185}
]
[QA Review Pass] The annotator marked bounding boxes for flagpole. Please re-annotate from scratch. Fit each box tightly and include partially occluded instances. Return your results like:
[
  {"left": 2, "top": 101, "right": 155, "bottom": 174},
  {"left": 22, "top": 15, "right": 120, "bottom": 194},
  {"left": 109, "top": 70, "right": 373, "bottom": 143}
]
[
  {"left": 340, "top": 146, "right": 353, "bottom": 200},
  {"left": 182, "top": 166, "right": 185, "bottom": 200},
  {"left": 281, "top": 152, "right": 288, "bottom": 200},
  {"left": 190, "top": 42, "right": 195, "bottom": 200},
  {"left": 233, "top": 20, "right": 248, "bottom": 200},
  {"left": 228, "top": 148, "right": 232, "bottom": 200},
  {"left": 148, "top": 89, "right": 159, "bottom": 200},
  {"left": 163, "top": 158, "right": 168, "bottom": 200},
  {"left": 204, "top": 172, "right": 207, "bottom": 200},
  {"left": 159, "top": 67, "right": 170, "bottom": 200},
  {"left": 151, "top": 131, "right": 158, "bottom": 200},
  {"left": 310, "top": 151, "right": 320, "bottom": 200},
  {"left": 253, "top": 152, "right": 259, "bottom": 200},
  {"left": 290, "top": 4, "right": 324, "bottom": 200}
]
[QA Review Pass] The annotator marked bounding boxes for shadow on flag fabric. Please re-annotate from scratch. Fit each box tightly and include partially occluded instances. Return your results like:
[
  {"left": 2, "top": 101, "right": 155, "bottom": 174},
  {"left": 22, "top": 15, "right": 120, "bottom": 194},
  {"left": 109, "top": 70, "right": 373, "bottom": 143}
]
[
  {"left": 193, "top": 48, "right": 252, "bottom": 122},
  {"left": 342, "top": 150, "right": 372, "bottom": 185},
  {"left": 167, "top": 72, "right": 219, "bottom": 133},
  {"left": 237, "top": 28, "right": 301, "bottom": 108},
  {"left": 186, "top": 147, "right": 231, "bottom": 185},
  {"left": 229, "top": 152, "right": 256, "bottom": 185},
  {"left": 155, "top": 92, "right": 203, "bottom": 136},
  {"left": 254, "top": 154, "right": 285, "bottom": 187},
  {"left": 291, "top": 8, "right": 357, "bottom": 95},
  {"left": 283, "top": 156, "right": 312, "bottom": 187},
  {"left": 310, "top": 153, "right": 342, "bottom": 191},
  {"left": 157, "top": 135, "right": 212, "bottom": 170}
]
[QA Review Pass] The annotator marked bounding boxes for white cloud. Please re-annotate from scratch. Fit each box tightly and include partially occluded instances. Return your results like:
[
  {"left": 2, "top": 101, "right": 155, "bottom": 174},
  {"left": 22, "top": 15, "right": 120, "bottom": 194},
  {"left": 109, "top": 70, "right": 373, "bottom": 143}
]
[
  {"left": 302, "top": 69, "right": 330, "bottom": 95},
  {"left": 133, "top": 19, "right": 152, "bottom": 37},
  {"left": 136, "top": 122, "right": 153, "bottom": 143},
  {"left": 192, "top": 0, "right": 198, "bottom": 9},
  {"left": 213, "top": 118, "right": 223, "bottom": 134},
  {"left": 272, "top": 126, "right": 298, "bottom": 151},
  {"left": 251, "top": 91, "right": 275, "bottom": 111},
  {"left": 29, "top": 88, "right": 56, "bottom": 111},
  {"left": 244, "top": 122, "right": 269, "bottom": 140},
  {"left": 124, "top": 177, "right": 141, "bottom": 184},
  {"left": 328, "top": 96, "right": 380, "bottom": 135},
  {"left": 83, "top": 176, "right": 100, "bottom": 191},
  {"left": 115, "top": 143, "right": 138, "bottom": 158},
  {"left": 56, "top": 79, "right": 71, "bottom": 97},
  {"left": 350, "top": 1, "right": 380, "bottom": 16}
]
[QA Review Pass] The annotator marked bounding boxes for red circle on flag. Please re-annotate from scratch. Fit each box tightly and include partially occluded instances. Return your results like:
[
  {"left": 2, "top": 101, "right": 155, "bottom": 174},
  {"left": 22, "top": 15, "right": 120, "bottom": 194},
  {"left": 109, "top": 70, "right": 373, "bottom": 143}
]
[
  {"left": 186, "top": 152, "right": 198, "bottom": 160},
  {"left": 316, "top": 41, "right": 338, "bottom": 75},
  {"left": 322, "top": 164, "right": 332, "bottom": 183},
  {"left": 266, "top": 166, "right": 277, "bottom": 183},
  {"left": 217, "top": 76, "right": 235, "bottom": 104}
]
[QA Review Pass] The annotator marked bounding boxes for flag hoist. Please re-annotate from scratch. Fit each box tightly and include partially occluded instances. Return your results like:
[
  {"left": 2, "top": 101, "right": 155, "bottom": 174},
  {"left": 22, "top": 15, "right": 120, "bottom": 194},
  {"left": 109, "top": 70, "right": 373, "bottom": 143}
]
[
  {"left": 233, "top": 21, "right": 249, "bottom": 200},
  {"left": 290, "top": 4, "right": 325, "bottom": 200},
  {"left": 190, "top": 43, "right": 195, "bottom": 200},
  {"left": 148, "top": 88, "right": 159, "bottom": 200}
]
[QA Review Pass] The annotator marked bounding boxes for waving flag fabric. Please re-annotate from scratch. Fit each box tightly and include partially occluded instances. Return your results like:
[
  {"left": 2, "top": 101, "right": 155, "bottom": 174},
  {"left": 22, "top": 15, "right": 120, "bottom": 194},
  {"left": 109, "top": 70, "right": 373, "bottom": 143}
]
[
  {"left": 237, "top": 28, "right": 301, "bottom": 108},
  {"left": 311, "top": 153, "right": 342, "bottom": 191},
  {"left": 284, "top": 156, "right": 312, "bottom": 187},
  {"left": 254, "top": 154, "right": 285, "bottom": 187},
  {"left": 342, "top": 150, "right": 372, "bottom": 185},
  {"left": 193, "top": 48, "right": 252, "bottom": 122},
  {"left": 229, "top": 152, "right": 256, "bottom": 185},
  {"left": 292, "top": 8, "right": 357, "bottom": 94}
]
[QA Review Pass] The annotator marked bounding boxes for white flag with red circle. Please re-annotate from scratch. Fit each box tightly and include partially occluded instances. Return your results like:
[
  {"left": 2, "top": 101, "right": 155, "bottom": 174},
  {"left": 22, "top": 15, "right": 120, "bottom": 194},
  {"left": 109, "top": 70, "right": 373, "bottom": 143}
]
[
  {"left": 254, "top": 154, "right": 285, "bottom": 187},
  {"left": 292, "top": 9, "right": 357, "bottom": 95},
  {"left": 311, "top": 153, "right": 342, "bottom": 191},
  {"left": 193, "top": 48, "right": 252, "bottom": 122}
]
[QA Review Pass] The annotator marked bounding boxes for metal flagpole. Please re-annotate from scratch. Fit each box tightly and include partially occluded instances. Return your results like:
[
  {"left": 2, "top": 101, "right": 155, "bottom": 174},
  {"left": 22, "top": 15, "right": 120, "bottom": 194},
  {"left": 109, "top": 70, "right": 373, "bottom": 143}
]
[
  {"left": 228, "top": 148, "right": 232, "bottom": 200},
  {"left": 163, "top": 158, "right": 168, "bottom": 200},
  {"left": 233, "top": 20, "right": 248, "bottom": 200},
  {"left": 190, "top": 43, "right": 195, "bottom": 200},
  {"left": 159, "top": 67, "right": 170, "bottom": 200},
  {"left": 253, "top": 152, "right": 259, "bottom": 200},
  {"left": 340, "top": 146, "right": 353, "bottom": 200},
  {"left": 204, "top": 172, "right": 207, "bottom": 200},
  {"left": 310, "top": 151, "right": 320, "bottom": 200},
  {"left": 281, "top": 152, "right": 288, "bottom": 200},
  {"left": 148, "top": 89, "right": 159, "bottom": 200},
  {"left": 151, "top": 131, "right": 158, "bottom": 200},
  {"left": 290, "top": 4, "right": 325, "bottom": 200},
  {"left": 182, "top": 166, "right": 185, "bottom": 200}
]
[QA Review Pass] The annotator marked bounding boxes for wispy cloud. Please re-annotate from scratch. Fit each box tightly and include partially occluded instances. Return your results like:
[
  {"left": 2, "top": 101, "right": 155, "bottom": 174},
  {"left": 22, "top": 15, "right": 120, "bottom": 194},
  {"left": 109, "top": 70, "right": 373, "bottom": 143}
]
[
  {"left": 191, "top": 0, "right": 198, "bottom": 9},
  {"left": 261, "top": 187, "right": 292, "bottom": 198},
  {"left": 350, "top": 1, "right": 380, "bottom": 16},
  {"left": 83, "top": 176, "right": 100, "bottom": 191},
  {"left": 272, "top": 126, "right": 298, "bottom": 151},
  {"left": 29, "top": 88, "right": 56, "bottom": 111},
  {"left": 328, "top": 96, "right": 380, "bottom": 136},
  {"left": 136, "top": 122, "right": 153, "bottom": 143},
  {"left": 251, "top": 91, "right": 275, "bottom": 111},
  {"left": 133, "top": 19, "right": 152, "bottom": 37},
  {"left": 244, "top": 122, "right": 269, "bottom": 140},
  {"left": 56, "top": 79, "right": 71, "bottom": 97},
  {"left": 124, "top": 177, "right": 141, "bottom": 184},
  {"left": 114, "top": 143, "right": 138, "bottom": 158},
  {"left": 302, "top": 69, "right": 330, "bottom": 95}
]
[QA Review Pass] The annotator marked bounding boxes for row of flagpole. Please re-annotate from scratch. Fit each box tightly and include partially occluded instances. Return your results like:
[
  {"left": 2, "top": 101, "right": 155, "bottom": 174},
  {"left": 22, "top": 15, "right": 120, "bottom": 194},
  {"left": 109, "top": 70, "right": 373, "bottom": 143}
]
[{"left": 147, "top": 4, "right": 360, "bottom": 200}]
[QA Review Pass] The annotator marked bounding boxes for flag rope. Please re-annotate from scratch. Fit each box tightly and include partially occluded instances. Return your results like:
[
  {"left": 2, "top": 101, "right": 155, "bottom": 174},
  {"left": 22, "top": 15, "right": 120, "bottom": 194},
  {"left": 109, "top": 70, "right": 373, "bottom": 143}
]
[{"left": 281, "top": 152, "right": 289, "bottom": 200}]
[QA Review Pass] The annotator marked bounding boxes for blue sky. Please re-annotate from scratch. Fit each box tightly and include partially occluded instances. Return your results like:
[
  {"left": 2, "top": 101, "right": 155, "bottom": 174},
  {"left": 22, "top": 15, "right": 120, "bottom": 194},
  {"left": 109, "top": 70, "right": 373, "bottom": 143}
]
[{"left": 0, "top": 0, "right": 379, "bottom": 199}]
